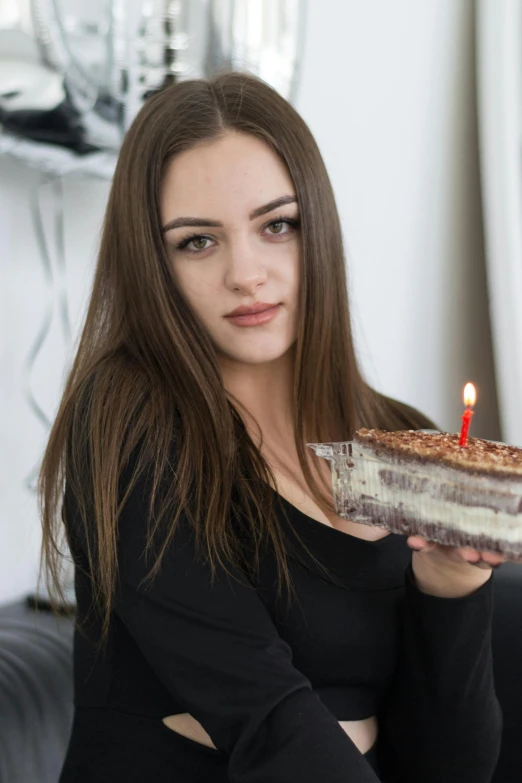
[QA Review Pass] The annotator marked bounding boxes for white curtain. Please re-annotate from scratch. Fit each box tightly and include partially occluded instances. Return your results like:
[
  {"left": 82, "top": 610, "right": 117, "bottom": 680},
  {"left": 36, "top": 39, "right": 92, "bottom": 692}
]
[{"left": 476, "top": 0, "right": 522, "bottom": 446}]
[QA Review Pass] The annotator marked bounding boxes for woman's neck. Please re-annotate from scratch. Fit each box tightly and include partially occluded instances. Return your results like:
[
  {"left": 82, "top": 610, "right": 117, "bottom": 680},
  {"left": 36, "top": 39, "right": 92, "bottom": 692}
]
[{"left": 220, "top": 345, "right": 297, "bottom": 440}]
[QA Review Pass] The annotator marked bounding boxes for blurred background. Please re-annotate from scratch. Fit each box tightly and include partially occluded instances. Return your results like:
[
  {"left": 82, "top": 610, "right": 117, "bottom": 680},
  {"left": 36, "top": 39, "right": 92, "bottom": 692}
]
[
  {"left": 2, "top": 4, "right": 522, "bottom": 782},
  {"left": 0, "top": 0, "right": 521, "bottom": 604}
]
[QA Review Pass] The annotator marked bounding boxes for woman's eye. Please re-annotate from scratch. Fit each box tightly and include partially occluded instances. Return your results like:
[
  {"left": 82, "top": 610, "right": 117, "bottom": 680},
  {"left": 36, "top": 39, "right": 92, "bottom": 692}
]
[
  {"left": 174, "top": 218, "right": 298, "bottom": 255},
  {"left": 268, "top": 221, "right": 285, "bottom": 234},
  {"left": 176, "top": 234, "right": 213, "bottom": 253},
  {"left": 191, "top": 236, "right": 210, "bottom": 250},
  {"left": 266, "top": 218, "right": 298, "bottom": 236}
]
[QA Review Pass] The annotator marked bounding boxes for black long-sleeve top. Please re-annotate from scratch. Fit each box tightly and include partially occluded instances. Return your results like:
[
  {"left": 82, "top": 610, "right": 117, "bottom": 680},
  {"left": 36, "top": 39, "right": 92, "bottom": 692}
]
[{"left": 60, "top": 435, "right": 502, "bottom": 783}]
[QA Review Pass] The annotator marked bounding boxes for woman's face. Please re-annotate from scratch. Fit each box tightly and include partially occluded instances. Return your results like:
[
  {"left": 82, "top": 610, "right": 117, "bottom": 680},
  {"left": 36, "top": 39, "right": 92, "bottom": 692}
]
[{"left": 160, "top": 131, "right": 300, "bottom": 369}]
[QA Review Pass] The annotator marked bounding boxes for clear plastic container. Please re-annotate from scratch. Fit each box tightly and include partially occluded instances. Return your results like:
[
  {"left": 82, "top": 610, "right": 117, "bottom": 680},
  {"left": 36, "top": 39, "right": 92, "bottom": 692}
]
[{"left": 307, "top": 435, "right": 522, "bottom": 555}]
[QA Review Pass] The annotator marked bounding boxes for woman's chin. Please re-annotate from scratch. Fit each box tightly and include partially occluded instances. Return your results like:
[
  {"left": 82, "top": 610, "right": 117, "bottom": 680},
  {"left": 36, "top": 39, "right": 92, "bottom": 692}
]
[{"left": 220, "top": 344, "right": 295, "bottom": 367}]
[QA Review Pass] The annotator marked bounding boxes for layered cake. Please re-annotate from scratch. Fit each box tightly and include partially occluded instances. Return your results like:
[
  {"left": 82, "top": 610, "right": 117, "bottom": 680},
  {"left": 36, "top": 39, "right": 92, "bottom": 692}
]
[{"left": 308, "top": 430, "right": 522, "bottom": 557}]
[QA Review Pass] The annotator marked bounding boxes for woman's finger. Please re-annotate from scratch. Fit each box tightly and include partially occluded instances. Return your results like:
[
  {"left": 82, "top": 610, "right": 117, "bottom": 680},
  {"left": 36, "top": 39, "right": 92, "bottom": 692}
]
[
  {"left": 455, "top": 547, "right": 481, "bottom": 563},
  {"left": 406, "top": 535, "right": 430, "bottom": 551},
  {"left": 477, "top": 551, "right": 505, "bottom": 567},
  {"left": 407, "top": 536, "right": 522, "bottom": 567}
]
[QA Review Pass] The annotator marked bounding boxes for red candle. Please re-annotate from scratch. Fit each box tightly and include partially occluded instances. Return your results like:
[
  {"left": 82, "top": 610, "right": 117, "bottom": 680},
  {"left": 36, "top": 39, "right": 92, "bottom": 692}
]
[{"left": 458, "top": 383, "right": 476, "bottom": 447}]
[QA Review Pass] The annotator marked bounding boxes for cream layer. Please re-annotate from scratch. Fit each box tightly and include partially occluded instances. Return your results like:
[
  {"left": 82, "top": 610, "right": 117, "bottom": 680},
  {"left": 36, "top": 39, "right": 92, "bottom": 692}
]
[{"left": 332, "top": 448, "right": 522, "bottom": 545}]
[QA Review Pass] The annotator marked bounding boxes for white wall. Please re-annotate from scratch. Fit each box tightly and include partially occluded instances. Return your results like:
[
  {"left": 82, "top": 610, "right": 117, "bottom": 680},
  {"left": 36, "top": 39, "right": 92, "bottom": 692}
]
[
  {"left": 296, "top": 0, "right": 499, "bottom": 439},
  {"left": 0, "top": 165, "right": 110, "bottom": 604},
  {"left": 0, "top": 0, "right": 500, "bottom": 603}
]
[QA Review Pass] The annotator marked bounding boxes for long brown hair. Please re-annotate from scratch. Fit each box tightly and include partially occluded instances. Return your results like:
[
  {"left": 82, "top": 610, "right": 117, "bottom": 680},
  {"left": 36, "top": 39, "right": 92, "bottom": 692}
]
[{"left": 38, "top": 71, "right": 434, "bottom": 641}]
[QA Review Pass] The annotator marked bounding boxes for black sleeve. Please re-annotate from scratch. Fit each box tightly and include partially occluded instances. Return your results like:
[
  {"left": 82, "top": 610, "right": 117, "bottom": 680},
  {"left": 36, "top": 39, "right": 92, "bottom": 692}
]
[
  {"left": 379, "top": 564, "right": 502, "bottom": 783},
  {"left": 113, "top": 470, "right": 381, "bottom": 783}
]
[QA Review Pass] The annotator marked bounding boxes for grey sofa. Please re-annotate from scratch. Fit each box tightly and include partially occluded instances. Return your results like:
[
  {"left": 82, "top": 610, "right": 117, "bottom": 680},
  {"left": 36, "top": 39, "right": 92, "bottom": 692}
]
[
  {"left": 0, "top": 565, "right": 521, "bottom": 783},
  {"left": 0, "top": 599, "right": 74, "bottom": 783}
]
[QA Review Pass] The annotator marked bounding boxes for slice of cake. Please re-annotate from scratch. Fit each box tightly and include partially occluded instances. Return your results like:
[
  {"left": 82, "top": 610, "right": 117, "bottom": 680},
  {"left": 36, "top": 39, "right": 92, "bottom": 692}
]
[{"left": 308, "top": 430, "right": 522, "bottom": 557}]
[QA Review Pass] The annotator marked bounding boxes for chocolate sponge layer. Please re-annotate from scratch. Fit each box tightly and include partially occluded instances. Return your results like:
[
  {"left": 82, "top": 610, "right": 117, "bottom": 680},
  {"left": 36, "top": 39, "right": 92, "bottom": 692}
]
[{"left": 342, "top": 497, "right": 522, "bottom": 558}]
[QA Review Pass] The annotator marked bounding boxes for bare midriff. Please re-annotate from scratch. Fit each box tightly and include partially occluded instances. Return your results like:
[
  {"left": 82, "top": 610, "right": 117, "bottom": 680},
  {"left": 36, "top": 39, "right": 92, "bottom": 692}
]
[{"left": 162, "top": 713, "right": 378, "bottom": 755}]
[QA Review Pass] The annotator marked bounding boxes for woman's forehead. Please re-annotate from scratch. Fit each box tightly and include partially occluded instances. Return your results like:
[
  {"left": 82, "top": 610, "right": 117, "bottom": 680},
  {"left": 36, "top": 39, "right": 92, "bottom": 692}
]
[{"left": 160, "top": 133, "right": 295, "bottom": 221}]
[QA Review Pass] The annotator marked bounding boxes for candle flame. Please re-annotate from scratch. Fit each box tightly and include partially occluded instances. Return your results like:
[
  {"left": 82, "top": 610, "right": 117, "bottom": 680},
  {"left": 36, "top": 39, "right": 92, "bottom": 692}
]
[{"left": 463, "top": 382, "right": 476, "bottom": 407}]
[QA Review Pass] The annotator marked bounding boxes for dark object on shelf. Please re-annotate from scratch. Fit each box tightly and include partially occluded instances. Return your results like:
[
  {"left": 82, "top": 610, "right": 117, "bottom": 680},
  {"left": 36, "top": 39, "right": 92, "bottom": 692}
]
[
  {"left": 0, "top": 93, "right": 99, "bottom": 155},
  {"left": 26, "top": 589, "right": 76, "bottom": 616}
]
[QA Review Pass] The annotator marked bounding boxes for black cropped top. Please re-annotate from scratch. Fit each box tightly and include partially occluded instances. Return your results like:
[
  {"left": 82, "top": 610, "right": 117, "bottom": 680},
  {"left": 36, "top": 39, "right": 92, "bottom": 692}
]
[{"left": 60, "top": 439, "right": 502, "bottom": 783}]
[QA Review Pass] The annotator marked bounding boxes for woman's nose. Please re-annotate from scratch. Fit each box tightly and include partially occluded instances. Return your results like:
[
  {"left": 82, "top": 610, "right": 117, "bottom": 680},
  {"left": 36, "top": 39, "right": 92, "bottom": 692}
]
[{"left": 224, "top": 236, "right": 268, "bottom": 293}]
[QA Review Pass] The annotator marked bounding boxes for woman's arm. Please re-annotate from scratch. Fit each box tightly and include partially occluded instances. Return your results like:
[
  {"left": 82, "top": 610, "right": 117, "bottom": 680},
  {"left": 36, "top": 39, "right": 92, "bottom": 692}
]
[
  {"left": 87, "top": 466, "right": 381, "bottom": 783},
  {"left": 379, "top": 562, "right": 502, "bottom": 783}
]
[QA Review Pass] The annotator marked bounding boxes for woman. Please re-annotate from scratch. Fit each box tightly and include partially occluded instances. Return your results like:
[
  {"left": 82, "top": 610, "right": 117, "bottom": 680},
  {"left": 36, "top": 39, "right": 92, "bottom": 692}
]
[{"left": 40, "top": 72, "right": 505, "bottom": 782}]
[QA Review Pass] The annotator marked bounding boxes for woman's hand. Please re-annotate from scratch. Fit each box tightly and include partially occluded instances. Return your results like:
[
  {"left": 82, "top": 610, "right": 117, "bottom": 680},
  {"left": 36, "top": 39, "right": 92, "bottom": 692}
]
[{"left": 407, "top": 535, "right": 521, "bottom": 598}]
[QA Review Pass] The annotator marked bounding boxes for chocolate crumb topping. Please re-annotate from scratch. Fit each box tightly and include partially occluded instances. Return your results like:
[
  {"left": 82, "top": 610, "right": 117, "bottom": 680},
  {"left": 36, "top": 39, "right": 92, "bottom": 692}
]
[{"left": 354, "top": 429, "right": 522, "bottom": 478}]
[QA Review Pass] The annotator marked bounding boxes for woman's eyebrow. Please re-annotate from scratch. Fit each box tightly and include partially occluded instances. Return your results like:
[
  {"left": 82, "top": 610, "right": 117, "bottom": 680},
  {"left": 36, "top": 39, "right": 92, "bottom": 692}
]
[
  {"left": 249, "top": 195, "right": 298, "bottom": 220},
  {"left": 161, "top": 195, "right": 298, "bottom": 233}
]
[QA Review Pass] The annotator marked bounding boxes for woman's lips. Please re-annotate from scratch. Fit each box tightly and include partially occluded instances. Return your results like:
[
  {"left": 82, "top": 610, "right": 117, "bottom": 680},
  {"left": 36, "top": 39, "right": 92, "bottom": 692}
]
[{"left": 225, "top": 304, "right": 281, "bottom": 327}]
